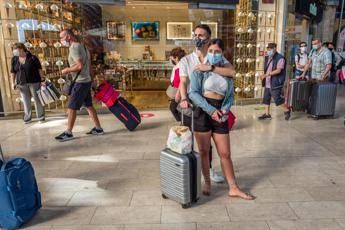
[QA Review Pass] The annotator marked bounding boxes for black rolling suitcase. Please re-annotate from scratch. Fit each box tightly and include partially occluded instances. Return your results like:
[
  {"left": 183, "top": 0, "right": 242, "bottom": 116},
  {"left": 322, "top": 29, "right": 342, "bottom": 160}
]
[
  {"left": 308, "top": 82, "right": 337, "bottom": 119},
  {"left": 287, "top": 79, "right": 311, "bottom": 112}
]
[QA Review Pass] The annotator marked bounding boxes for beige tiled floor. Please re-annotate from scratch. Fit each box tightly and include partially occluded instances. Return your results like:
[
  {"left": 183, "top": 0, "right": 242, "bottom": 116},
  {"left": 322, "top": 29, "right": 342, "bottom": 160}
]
[{"left": 1, "top": 88, "right": 345, "bottom": 229}]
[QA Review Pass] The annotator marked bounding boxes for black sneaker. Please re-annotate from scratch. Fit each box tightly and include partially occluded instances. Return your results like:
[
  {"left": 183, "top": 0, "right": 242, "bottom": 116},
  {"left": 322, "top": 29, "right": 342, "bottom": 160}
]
[
  {"left": 55, "top": 132, "right": 74, "bottom": 142},
  {"left": 24, "top": 119, "right": 32, "bottom": 124},
  {"left": 258, "top": 114, "right": 272, "bottom": 120},
  {"left": 284, "top": 110, "right": 291, "bottom": 121},
  {"left": 86, "top": 127, "right": 104, "bottom": 135}
]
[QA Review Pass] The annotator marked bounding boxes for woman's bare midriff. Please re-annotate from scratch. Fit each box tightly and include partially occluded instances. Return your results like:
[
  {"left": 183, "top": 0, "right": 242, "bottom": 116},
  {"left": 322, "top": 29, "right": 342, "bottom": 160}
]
[{"left": 203, "top": 91, "right": 224, "bottom": 100}]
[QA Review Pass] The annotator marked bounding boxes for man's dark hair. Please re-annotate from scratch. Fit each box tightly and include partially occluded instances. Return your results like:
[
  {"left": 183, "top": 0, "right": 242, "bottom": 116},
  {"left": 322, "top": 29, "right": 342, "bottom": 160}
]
[
  {"left": 13, "top": 42, "right": 27, "bottom": 52},
  {"left": 210, "top": 38, "right": 225, "bottom": 51},
  {"left": 299, "top": 42, "right": 307, "bottom": 47},
  {"left": 267, "top": 43, "right": 277, "bottom": 49},
  {"left": 194, "top": 24, "right": 211, "bottom": 37}
]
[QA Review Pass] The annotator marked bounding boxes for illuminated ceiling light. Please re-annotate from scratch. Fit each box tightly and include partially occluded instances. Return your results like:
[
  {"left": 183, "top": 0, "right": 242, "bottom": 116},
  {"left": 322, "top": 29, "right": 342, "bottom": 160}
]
[
  {"left": 18, "top": 2, "right": 28, "bottom": 9},
  {"left": 4, "top": 2, "right": 13, "bottom": 8},
  {"left": 50, "top": 4, "right": 59, "bottom": 12},
  {"left": 55, "top": 60, "right": 64, "bottom": 66},
  {"left": 39, "top": 42, "right": 47, "bottom": 48},
  {"left": 6, "top": 22, "right": 15, "bottom": 28},
  {"left": 235, "top": 87, "right": 242, "bottom": 93},
  {"left": 35, "top": 3, "right": 44, "bottom": 11},
  {"left": 42, "top": 61, "right": 50, "bottom": 67},
  {"left": 24, "top": 42, "right": 33, "bottom": 48},
  {"left": 53, "top": 42, "right": 62, "bottom": 48}
]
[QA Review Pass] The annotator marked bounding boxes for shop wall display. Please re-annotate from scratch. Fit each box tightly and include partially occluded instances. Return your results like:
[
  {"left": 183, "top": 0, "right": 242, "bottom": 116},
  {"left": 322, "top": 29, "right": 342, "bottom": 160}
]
[
  {"left": 201, "top": 22, "right": 218, "bottom": 38},
  {"left": 166, "top": 22, "right": 193, "bottom": 40},
  {"left": 131, "top": 22, "right": 160, "bottom": 41},
  {"left": 107, "top": 21, "right": 126, "bottom": 40}
]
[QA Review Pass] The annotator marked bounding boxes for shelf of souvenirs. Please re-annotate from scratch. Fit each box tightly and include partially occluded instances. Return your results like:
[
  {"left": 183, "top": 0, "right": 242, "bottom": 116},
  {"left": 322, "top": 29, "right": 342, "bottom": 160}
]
[{"left": 117, "top": 60, "right": 173, "bottom": 71}]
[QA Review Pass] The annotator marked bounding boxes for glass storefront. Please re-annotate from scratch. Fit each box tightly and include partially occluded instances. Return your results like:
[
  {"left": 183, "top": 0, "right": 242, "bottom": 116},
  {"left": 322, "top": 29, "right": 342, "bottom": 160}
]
[{"left": 0, "top": 0, "right": 281, "bottom": 114}]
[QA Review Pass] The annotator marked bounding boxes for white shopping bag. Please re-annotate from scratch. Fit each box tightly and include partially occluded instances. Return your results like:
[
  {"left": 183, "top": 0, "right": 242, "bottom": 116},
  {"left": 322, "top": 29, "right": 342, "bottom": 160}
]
[
  {"left": 37, "top": 87, "right": 55, "bottom": 106},
  {"left": 167, "top": 125, "right": 192, "bottom": 154}
]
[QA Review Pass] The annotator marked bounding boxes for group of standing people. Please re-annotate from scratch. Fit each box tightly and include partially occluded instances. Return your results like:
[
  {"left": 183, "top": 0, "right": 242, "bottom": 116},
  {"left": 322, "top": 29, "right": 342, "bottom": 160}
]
[{"left": 168, "top": 24, "right": 254, "bottom": 200}]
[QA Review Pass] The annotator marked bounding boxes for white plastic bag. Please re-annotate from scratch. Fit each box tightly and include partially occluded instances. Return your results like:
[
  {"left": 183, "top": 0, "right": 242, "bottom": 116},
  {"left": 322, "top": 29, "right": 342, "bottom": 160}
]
[{"left": 167, "top": 125, "right": 192, "bottom": 154}]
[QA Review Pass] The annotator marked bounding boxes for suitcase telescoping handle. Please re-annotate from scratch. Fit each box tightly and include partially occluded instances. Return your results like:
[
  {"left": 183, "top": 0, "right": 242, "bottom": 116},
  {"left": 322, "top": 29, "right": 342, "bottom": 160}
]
[
  {"left": 0, "top": 144, "right": 4, "bottom": 163},
  {"left": 180, "top": 107, "right": 195, "bottom": 152}
]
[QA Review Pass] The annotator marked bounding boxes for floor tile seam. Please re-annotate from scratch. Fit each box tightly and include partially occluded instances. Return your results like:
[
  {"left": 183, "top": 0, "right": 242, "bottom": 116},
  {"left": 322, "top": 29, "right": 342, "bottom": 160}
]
[
  {"left": 335, "top": 219, "right": 345, "bottom": 230},
  {"left": 287, "top": 202, "right": 301, "bottom": 220},
  {"left": 64, "top": 191, "right": 78, "bottom": 207},
  {"left": 88, "top": 206, "right": 99, "bottom": 225},
  {"left": 225, "top": 204, "right": 232, "bottom": 222},
  {"left": 128, "top": 190, "right": 134, "bottom": 207},
  {"left": 265, "top": 220, "right": 272, "bottom": 230}
]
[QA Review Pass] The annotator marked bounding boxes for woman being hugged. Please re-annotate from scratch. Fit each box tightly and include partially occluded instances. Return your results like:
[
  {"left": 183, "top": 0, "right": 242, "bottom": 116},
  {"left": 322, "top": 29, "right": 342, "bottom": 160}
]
[{"left": 189, "top": 38, "right": 254, "bottom": 200}]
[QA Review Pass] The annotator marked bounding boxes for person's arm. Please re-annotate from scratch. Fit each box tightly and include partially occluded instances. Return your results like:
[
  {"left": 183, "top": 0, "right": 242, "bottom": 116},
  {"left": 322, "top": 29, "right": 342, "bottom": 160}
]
[
  {"left": 10, "top": 57, "right": 17, "bottom": 90},
  {"left": 320, "top": 51, "right": 332, "bottom": 80},
  {"left": 221, "top": 79, "right": 234, "bottom": 113},
  {"left": 188, "top": 71, "right": 217, "bottom": 116},
  {"left": 268, "top": 58, "right": 285, "bottom": 77},
  {"left": 178, "top": 58, "right": 189, "bottom": 108},
  {"left": 194, "top": 57, "right": 235, "bottom": 78}
]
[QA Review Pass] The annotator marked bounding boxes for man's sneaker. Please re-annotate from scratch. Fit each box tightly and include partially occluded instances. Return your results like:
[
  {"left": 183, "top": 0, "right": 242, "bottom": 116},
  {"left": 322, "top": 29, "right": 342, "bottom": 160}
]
[
  {"left": 24, "top": 119, "right": 32, "bottom": 124},
  {"left": 284, "top": 110, "right": 291, "bottom": 121},
  {"left": 210, "top": 168, "right": 225, "bottom": 183},
  {"left": 86, "top": 127, "right": 104, "bottom": 135},
  {"left": 258, "top": 114, "right": 272, "bottom": 120},
  {"left": 38, "top": 117, "right": 45, "bottom": 124},
  {"left": 55, "top": 132, "right": 74, "bottom": 142}
]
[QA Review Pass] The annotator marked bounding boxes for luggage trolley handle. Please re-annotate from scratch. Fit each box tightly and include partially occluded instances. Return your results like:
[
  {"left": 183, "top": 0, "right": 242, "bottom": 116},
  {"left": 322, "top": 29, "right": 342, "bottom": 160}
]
[
  {"left": 180, "top": 106, "right": 195, "bottom": 151},
  {"left": 0, "top": 144, "right": 4, "bottom": 163}
]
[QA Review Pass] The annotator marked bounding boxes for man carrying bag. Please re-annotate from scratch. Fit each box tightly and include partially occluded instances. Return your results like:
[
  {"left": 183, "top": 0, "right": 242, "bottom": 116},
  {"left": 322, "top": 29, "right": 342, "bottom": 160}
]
[{"left": 55, "top": 29, "right": 104, "bottom": 142}]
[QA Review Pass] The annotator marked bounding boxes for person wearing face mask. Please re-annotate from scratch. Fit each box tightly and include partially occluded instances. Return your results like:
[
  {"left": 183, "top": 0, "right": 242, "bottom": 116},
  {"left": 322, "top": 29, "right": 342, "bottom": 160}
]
[
  {"left": 259, "top": 43, "right": 291, "bottom": 121},
  {"left": 294, "top": 42, "right": 309, "bottom": 79},
  {"left": 55, "top": 29, "right": 103, "bottom": 142},
  {"left": 167, "top": 47, "right": 186, "bottom": 121},
  {"left": 303, "top": 38, "right": 332, "bottom": 81},
  {"left": 10, "top": 43, "right": 45, "bottom": 124},
  {"left": 178, "top": 24, "right": 235, "bottom": 184},
  {"left": 189, "top": 38, "right": 254, "bottom": 200}
]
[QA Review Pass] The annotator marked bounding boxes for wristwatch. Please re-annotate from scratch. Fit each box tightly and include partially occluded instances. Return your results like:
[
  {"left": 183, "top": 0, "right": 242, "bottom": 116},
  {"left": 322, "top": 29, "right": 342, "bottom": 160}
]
[{"left": 210, "top": 65, "right": 215, "bottom": 72}]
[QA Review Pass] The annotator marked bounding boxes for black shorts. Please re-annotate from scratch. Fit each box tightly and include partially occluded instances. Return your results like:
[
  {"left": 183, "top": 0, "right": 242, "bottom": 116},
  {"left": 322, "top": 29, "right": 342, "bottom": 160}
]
[
  {"left": 263, "top": 87, "right": 285, "bottom": 106},
  {"left": 194, "top": 98, "right": 229, "bottom": 134},
  {"left": 68, "top": 82, "right": 93, "bottom": 110}
]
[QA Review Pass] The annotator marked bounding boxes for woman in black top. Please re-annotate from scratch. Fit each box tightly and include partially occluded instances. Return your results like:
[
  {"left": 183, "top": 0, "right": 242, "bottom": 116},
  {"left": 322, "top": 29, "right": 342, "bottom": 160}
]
[{"left": 10, "top": 43, "right": 45, "bottom": 123}]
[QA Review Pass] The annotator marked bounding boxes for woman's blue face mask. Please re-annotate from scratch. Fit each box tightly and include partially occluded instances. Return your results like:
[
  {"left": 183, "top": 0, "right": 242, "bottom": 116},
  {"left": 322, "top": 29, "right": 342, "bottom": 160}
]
[{"left": 207, "top": 52, "right": 222, "bottom": 65}]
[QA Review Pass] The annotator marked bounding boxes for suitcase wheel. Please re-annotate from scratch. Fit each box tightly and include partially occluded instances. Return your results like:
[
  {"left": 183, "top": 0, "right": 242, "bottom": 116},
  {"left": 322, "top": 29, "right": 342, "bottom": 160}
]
[
  {"left": 162, "top": 194, "right": 168, "bottom": 199},
  {"left": 181, "top": 203, "right": 191, "bottom": 209}
]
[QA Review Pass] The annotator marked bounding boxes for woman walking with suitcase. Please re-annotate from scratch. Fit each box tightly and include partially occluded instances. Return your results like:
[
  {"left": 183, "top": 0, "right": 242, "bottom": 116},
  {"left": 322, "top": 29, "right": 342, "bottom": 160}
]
[{"left": 189, "top": 38, "right": 254, "bottom": 200}]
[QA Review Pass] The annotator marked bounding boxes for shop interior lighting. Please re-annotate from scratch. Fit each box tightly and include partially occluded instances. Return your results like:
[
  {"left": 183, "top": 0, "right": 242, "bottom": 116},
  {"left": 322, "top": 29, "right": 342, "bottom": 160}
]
[
  {"left": 55, "top": 60, "right": 64, "bottom": 66},
  {"left": 254, "top": 86, "right": 259, "bottom": 91},
  {"left": 59, "top": 95, "right": 67, "bottom": 101},
  {"left": 24, "top": 42, "right": 33, "bottom": 48},
  {"left": 57, "top": 78, "right": 65, "bottom": 84},
  {"left": 236, "top": 58, "right": 243, "bottom": 64},
  {"left": 235, "top": 87, "right": 242, "bottom": 93},
  {"left": 3, "top": 2, "right": 13, "bottom": 8},
  {"left": 247, "top": 28, "right": 254, "bottom": 34},
  {"left": 235, "top": 73, "right": 242, "bottom": 78},
  {"left": 35, "top": 3, "right": 45, "bottom": 11},
  {"left": 53, "top": 42, "right": 62, "bottom": 48},
  {"left": 237, "top": 27, "right": 244, "bottom": 33},
  {"left": 255, "top": 72, "right": 260, "bottom": 77},
  {"left": 236, "top": 43, "right": 243, "bottom": 48},
  {"left": 50, "top": 4, "right": 59, "bottom": 12},
  {"left": 6, "top": 22, "right": 15, "bottom": 28},
  {"left": 39, "top": 42, "right": 47, "bottom": 48},
  {"left": 42, "top": 61, "right": 50, "bottom": 67},
  {"left": 18, "top": 2, "right": 28, "bottom": 10},
  {"left": 247, "top": 12, "right": 255, "bottom": 19},
  {"left": 244, "top": 86, "right": 251, "bottom": 92},
  {"left": 256, "top": 58, "right": 260, "bottom": 63},
  {"left": 246, "top": 44, "right": 253, "bottom": 49},
  {"left": 245, "top": 72, "right": 252, "bottom": 77}
]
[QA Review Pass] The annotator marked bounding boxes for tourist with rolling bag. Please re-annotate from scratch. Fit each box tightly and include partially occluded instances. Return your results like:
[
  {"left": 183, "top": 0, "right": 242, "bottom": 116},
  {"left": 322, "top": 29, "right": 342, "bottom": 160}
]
[
  {"left": 0, "top": 145, "right": 41, "bottom": 230},
  {"left": 161, "top": 109, "right": 201, "bottom": 208}
]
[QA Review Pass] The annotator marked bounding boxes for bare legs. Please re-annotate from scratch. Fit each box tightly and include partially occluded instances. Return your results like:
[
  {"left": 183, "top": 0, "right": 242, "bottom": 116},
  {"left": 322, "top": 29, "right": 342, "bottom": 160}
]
[
  {"left": 194, "top": 131, "right": 212, "bottom": 196},
  {"left": 195, "top": 131, "right": 254, "bottom": 200},
  {"left": 212, "top": 133, "right": 254, "bottom": 200},
  {"left": 66, "top": 106, "right": 101, "bottom": 132}
]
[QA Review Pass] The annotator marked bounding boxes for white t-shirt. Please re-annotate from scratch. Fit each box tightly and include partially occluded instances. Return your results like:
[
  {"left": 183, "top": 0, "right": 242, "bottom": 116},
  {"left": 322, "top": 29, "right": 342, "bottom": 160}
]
[
  {"left": 295, "top": 53, "right": 308, "bottom": 71},
  {"left": 179, "top": 51, "right": 229, "bottom": 92}
]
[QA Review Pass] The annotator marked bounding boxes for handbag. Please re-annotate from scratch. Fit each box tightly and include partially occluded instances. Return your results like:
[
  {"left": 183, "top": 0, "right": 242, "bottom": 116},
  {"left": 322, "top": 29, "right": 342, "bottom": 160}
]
[
  {"left": 62, "top": 73, "right": 80, "bottom": 96},
  {"left": 166, "top": 84, "right": 178, "bottom": 99}
]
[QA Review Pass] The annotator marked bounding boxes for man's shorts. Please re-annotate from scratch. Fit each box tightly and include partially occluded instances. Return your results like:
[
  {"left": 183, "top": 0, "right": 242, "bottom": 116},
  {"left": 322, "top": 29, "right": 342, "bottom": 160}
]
[
  {"left": 263, "top": 87, "right": 285, "bottom": 106},
  {"left": 68, "top": 82, "right": 93, "bottom": 110}
]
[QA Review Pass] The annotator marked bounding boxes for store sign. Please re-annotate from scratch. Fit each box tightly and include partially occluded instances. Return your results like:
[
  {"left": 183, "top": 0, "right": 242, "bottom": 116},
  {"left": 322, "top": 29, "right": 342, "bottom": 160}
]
[{"left": 309, "top": 3, "right": 317, "bottom": 16}]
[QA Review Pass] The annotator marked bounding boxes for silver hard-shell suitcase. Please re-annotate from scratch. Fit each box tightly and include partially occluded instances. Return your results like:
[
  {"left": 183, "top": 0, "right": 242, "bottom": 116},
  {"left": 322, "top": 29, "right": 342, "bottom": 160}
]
[{"left": 160, "top": 109, "right": 201, "bottom": 208}]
